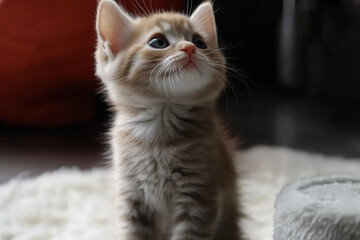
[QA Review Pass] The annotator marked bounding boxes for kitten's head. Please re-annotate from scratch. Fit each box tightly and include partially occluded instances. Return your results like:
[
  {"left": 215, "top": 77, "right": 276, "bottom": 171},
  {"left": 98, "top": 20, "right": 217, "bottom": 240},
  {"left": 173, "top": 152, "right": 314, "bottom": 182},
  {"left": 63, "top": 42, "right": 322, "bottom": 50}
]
[{"left": 95, "top": 0, "right": 225, "bottom": 104}]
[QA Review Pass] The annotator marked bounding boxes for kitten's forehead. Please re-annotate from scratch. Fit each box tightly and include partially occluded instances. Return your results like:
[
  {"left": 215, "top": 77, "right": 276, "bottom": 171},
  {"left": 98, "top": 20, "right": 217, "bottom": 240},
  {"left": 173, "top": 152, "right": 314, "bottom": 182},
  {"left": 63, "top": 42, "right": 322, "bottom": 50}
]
[{"left": 139, "top": 13, "right": 194, "bottom": 40}]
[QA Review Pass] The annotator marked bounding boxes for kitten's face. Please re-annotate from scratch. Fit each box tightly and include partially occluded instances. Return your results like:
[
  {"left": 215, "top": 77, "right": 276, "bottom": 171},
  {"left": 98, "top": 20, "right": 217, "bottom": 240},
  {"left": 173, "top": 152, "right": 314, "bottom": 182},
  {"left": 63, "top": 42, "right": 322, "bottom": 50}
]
[{"left": 96, "top": 1, "right": 225, "bottom": 102}]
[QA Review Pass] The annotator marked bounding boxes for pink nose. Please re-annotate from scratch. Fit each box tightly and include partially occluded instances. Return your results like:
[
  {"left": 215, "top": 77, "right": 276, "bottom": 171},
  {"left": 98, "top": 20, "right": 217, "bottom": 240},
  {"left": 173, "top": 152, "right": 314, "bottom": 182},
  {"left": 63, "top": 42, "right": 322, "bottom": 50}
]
[{"left": 180, "top": 45, "right": 196, "bottom": 56}]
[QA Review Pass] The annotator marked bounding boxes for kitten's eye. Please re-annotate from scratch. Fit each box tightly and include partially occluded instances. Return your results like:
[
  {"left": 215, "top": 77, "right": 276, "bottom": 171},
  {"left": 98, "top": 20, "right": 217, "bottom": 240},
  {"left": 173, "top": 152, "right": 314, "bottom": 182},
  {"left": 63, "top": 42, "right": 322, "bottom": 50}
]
[
  {"left": 148, "top": 35, "right": 169, "bottom": 49},
  {"left": 193, "top": 38, "right": 207, "bottom": 49}
]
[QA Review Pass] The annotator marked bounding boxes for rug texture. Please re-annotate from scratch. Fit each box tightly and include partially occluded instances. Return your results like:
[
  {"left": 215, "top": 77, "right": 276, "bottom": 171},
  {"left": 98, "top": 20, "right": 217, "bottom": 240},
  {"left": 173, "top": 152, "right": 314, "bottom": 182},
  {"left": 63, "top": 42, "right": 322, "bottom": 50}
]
[{"left": 1, "top": 146, "right": 360, "bottom": 240}]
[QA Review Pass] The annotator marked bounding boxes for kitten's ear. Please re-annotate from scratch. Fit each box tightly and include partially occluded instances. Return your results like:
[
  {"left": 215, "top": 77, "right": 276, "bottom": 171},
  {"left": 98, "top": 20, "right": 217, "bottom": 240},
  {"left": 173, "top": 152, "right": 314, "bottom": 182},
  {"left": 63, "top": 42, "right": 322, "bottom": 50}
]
[
  {"left": 96, "top": 0, "right": 134, "bottom": 55},
  {"left": 190, "top": 1, "right": 217, "bottom": 47}
]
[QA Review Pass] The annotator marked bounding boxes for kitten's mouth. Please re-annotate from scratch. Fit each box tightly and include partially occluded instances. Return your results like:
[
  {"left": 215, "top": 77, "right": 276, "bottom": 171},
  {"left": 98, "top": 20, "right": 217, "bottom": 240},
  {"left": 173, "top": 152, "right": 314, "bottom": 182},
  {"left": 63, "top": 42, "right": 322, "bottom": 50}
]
[
  {"left": 181, "top": 57, "right": 198, "bottom": 71},
  {"left": 183, "top": 61, "right": 196, "bottom": 69}
]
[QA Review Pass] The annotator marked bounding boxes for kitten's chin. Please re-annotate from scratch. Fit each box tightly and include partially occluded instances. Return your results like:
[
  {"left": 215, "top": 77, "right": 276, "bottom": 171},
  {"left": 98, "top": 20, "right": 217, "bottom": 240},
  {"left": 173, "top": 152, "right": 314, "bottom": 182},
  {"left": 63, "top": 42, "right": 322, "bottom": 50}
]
[{"left": 156, "top": 71, "right": 212, "bottom": 98}]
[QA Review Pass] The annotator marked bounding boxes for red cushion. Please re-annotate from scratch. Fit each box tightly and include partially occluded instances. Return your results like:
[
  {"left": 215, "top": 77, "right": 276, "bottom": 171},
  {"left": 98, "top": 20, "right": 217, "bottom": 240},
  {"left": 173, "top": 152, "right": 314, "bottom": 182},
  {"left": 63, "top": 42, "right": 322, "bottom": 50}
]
[
  {"left": 0, "top": 0, "right": 99, "bottom": 126},
  {"left": 0, "top": 0, "right": 184, "bottom": 126}
]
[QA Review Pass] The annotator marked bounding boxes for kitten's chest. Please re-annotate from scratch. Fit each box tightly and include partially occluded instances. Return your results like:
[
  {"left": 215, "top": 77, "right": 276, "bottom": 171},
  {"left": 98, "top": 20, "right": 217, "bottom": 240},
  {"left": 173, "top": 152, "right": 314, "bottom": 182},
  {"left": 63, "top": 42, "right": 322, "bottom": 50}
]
[{"left": 131, "top": 149, "right": 179, "bottom": 206}]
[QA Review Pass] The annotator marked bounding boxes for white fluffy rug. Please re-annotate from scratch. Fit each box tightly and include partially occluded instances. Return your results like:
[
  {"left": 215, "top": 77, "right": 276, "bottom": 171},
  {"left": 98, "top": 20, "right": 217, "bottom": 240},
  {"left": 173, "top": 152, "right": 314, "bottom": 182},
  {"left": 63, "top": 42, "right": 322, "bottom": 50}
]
[{"left": 1, "top": 146, "right": 360, "bottom": 240}]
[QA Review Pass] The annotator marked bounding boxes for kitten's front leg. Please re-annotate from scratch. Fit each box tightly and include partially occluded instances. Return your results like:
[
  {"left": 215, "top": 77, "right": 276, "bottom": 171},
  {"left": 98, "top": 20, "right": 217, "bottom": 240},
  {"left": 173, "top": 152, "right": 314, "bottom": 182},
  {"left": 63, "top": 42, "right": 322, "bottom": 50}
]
[
  {"left": 117, "top": 197, "right": 155, "bottom": 240},
  {"left": 170, "top": 191, "right": 219, "bottom": 240}
]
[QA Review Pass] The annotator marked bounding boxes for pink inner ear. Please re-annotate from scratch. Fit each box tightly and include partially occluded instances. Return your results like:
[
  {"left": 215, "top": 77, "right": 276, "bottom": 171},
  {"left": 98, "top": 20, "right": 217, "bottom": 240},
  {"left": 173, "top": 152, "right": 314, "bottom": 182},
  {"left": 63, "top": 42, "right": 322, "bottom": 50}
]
[
  {"left": 97, "top": 0, "right": 133, "bottom": 54},
  {"left": 190, "top": 2, "right": 217, "bottom": 47}
]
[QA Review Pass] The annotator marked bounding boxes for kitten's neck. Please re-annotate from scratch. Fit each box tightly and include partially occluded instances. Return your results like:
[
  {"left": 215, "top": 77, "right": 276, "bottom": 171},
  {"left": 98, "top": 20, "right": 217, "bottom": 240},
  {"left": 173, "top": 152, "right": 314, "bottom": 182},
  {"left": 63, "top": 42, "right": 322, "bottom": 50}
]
[{"left": 114, "top": 98, "right": 217, "bottom": 143}]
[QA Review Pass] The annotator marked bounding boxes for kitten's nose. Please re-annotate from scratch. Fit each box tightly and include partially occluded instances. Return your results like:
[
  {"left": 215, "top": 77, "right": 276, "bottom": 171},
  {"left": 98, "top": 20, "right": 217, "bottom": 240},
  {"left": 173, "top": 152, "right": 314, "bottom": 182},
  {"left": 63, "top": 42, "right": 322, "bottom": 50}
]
[{"left": 180, "top": 45, "right": 196, "bottom": 56}]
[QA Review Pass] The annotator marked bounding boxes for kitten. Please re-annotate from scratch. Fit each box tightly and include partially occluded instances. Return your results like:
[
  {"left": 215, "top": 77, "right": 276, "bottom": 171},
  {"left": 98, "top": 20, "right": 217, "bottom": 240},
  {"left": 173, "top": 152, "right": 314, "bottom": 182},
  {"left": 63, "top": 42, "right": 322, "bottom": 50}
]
[{"left": 95, "top": 1, "right": 242, "bottom": 239}]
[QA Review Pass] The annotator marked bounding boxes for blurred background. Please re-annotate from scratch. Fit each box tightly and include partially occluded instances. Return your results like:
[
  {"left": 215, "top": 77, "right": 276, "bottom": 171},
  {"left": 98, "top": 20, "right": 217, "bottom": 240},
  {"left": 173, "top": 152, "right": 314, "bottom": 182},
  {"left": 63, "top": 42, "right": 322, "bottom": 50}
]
[{"left": 0, "top": 0, "right": 359, "bottom": 183}]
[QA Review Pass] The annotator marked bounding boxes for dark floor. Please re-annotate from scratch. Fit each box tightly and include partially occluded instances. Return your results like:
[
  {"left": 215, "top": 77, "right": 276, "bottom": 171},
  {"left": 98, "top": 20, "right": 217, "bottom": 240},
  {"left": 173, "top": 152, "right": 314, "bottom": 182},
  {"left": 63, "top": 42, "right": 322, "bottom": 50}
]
[{"left": 1, "top": 89, "right": 360, "bottom": 184}]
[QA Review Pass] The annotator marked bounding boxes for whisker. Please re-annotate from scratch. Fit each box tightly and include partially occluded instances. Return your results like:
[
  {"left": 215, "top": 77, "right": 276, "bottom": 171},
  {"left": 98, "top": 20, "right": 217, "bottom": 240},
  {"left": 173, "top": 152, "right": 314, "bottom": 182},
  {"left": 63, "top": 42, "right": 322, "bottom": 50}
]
[
  {"left": 155, "top": 64, "right": 166, "bottom": 93},
  {"left": 189, "top": 0, "right": 193, "bottom": 14},
  {"left": 150, "top": 60, "right": 165, "bottom": 91},
  {"left": 203, "top": 44, "right": 239, "bottom": 56},
  {"left": 129, "top": 1, "right": 143, "bottom": 17},
  {"left": 133, "top": 0, "right": 149, "bottom": 17},
  {"left": 163, "top": 68, "right": 169, "bottom": 97},
  {"left": 174, "top": 63, "right": 182, "bottom": 90},
  {"left": 142, "top": 0, "right": 152, "bottom": 15},
  {"left": 202, "top": 64, "right": 242, "bottom": 110},
  {"left": 197, "top": 54, "right": 256, "bottom": 97},
  {"left": 169, "top": 65, "right": 177, "bottom": 95}
]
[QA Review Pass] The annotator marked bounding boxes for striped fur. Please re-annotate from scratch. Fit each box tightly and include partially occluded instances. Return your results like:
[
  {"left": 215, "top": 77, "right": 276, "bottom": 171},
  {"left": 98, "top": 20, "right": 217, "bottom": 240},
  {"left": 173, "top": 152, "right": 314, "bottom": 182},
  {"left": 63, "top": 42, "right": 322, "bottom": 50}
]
[{"left": 95, "top": 1, "right": 242, "bottom": 239}]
